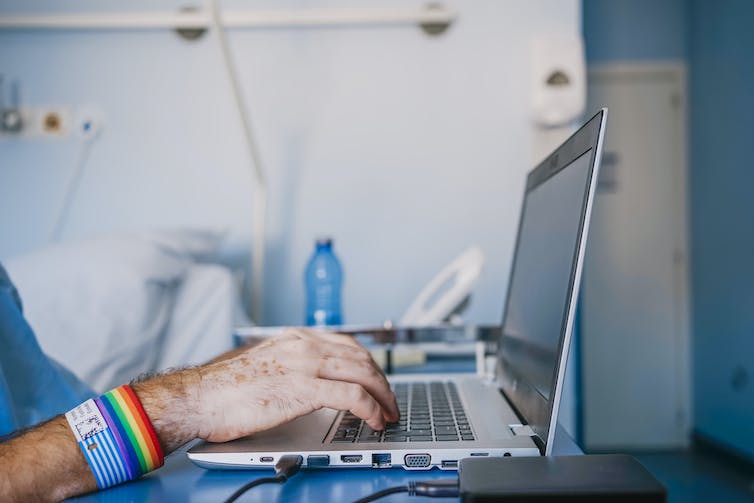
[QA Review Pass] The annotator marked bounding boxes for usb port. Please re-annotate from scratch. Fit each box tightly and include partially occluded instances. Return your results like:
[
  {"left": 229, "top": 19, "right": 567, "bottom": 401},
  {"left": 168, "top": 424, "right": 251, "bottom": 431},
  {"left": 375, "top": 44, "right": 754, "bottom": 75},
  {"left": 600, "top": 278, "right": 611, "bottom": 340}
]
[
  {"left": 372, "top": 453, "right": 392, "bottom": 468},
  {"left": 441, "top": 460, "right": 458, "bottom": 468},
  {"left": 307, "top": 455, "right": 330, "bottom": 467},
  {"left": 260, "top": 456, "right": 274, "bottom": 462}
]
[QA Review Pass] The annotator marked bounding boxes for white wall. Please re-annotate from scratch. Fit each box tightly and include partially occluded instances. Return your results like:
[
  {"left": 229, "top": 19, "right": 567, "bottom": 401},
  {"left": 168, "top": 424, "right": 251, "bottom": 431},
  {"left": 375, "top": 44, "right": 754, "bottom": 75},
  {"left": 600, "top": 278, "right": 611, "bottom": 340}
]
[{"left": 0, "top": 0, "right": 580, "bottom": 326}]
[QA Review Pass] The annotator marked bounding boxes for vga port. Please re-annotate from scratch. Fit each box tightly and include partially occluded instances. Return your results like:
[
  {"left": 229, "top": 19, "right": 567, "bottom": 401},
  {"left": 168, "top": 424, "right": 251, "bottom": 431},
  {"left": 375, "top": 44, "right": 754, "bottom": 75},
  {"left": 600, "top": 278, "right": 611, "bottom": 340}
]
[{"left": 404, "top": 453, "right": 431, "bottom": 468}]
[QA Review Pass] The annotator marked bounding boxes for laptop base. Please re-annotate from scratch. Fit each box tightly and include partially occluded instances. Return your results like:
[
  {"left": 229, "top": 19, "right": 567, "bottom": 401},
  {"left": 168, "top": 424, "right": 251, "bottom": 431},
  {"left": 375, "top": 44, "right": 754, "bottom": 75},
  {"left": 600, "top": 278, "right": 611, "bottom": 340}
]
[{"left": 188, "top": 374, "right": 540, "bottom": 471}]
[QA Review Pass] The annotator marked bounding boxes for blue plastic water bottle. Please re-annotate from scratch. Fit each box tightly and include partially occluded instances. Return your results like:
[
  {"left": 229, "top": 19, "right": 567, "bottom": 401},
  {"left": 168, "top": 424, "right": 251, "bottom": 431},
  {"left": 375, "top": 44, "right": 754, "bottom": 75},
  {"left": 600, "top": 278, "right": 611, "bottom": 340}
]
[{"left": 305, "top": 237, "right": 343, "bottom": 326}]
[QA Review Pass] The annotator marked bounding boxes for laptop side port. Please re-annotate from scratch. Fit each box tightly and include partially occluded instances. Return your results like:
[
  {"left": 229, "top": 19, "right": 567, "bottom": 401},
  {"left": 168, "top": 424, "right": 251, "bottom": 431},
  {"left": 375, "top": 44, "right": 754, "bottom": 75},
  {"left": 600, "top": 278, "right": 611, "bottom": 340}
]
[
  {"left": 307, "top": 455, "right": 330, "bottom": 467},
  {"left": 441, "top": 460, "right": 458, "bottom": 469},
  {"left": 404, "top": 454, "right": 431, "bottom": 468},
  {"left": 469, "top": 452, "right": 489, "bottom": 457},
  {"left": 371, "top": 453, "right": 392, "bottom": 468},
  {"left": 340, "top": 454, "right": 363, "bottom": 464},
  {"left": 260, "top": 456, "right": 274, "bottom": 462}
]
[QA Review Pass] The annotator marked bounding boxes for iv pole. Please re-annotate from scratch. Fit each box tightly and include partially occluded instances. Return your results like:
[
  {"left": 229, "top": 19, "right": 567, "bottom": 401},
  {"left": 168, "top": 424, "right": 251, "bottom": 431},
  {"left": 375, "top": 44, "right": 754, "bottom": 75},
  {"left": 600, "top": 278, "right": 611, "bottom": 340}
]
[{"left": 207, "top": 0, "right": 268, "bottom": 323}]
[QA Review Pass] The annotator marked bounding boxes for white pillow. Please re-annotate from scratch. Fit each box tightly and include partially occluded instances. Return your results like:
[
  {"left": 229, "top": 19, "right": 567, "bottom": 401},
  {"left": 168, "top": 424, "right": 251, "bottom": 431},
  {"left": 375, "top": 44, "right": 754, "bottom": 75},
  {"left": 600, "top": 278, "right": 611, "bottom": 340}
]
[
  {"left": 153, "top": 263, "right": 240, "bottom": 372},
  {"left": 4, "top": 229, "right": 225, "bottom": 392}
]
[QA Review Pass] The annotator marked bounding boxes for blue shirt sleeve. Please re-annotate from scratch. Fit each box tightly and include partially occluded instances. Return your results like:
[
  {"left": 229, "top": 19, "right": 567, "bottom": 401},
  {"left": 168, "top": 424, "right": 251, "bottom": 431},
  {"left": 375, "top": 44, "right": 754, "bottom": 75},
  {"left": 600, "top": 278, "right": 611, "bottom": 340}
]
[{"left": 0, "top": 262, "right": 93, "bottom": 438}]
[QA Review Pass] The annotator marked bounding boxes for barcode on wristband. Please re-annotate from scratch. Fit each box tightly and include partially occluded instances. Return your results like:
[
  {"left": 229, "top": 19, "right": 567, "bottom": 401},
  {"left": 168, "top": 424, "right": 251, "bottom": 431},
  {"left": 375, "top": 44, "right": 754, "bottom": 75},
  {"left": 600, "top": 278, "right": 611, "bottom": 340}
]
[
  {"left": 65, "top": 399, "right": 106, "bottom": 442},
  {"left": 65, "top": 399, "right": 129, "bottom": 488}
]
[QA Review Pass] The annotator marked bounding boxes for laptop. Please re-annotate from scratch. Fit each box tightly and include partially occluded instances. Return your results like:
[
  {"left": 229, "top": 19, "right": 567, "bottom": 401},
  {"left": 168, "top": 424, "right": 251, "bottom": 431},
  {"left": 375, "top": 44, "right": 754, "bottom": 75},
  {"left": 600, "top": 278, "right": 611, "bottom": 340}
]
[{"left": 188, "top": 109, "right": 607, "bottom": 470}]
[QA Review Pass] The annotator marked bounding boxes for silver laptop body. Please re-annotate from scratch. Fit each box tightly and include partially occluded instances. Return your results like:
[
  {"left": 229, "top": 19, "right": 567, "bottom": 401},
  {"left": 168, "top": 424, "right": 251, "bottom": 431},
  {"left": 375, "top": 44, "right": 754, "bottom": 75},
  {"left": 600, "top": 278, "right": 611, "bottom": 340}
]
[{"left": 188, "top": 109, "right": 607, "bottom": 471}]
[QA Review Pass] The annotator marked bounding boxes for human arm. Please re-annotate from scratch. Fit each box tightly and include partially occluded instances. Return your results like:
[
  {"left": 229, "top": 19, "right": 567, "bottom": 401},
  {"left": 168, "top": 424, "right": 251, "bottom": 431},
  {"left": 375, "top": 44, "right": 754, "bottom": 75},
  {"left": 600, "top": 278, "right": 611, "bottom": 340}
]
[
  {"left": 0, "top": 328, "right": 398, "bottom": 502},
  {"left": 0, "top": 417, "right": 97, "bottom": 502}
]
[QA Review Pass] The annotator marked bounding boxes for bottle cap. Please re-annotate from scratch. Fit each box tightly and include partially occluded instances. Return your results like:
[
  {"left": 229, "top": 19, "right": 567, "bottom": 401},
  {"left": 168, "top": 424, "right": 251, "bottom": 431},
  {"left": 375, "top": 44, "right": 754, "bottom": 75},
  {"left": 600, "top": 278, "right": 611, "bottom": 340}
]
[{"left": 315, "top": 236, "right": 333, "bottom": 247}]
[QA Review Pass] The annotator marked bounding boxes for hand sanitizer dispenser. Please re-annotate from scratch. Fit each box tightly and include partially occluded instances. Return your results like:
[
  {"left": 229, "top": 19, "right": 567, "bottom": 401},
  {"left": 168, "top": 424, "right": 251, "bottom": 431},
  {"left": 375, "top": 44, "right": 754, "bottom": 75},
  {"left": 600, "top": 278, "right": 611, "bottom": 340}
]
[{"left": 530, "top": 35, "right": 586, "bottom": 128}]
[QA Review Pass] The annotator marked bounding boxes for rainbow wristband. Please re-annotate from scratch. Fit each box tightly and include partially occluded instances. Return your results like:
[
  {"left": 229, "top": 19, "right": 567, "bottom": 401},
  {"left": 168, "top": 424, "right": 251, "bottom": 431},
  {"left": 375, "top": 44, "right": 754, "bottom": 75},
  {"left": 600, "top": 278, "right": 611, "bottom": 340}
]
[{"left": 65, "top": 385, "right": 164, "bottom": 488}]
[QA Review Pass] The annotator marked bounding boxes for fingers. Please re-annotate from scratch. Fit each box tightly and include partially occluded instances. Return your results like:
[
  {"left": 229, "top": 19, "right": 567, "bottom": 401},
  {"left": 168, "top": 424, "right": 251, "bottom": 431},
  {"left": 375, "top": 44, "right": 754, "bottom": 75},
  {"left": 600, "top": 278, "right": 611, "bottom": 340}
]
[
  {"left": 317, "top": 354, "right": 399, "bottom": 422},
  {"left": 312, "top": 378, "right": 386, "bottom": 430},
  {"left": 304, "top": 330, "right": 390, "bottom": 378},
  {"left": 291, "top": 330, "right": 398, "bottom": 422},
  {"left": 286, "top": 327, "right": 366, "bottom": 352},
  {"left": 312, "top": 330, "right": 363, "bottom": 349},
  {"left": 266, "top": 328, "right": 400, "bottom": 424},
  {"left": 303, "top": 340, "right": 397, "bottom": 418}
]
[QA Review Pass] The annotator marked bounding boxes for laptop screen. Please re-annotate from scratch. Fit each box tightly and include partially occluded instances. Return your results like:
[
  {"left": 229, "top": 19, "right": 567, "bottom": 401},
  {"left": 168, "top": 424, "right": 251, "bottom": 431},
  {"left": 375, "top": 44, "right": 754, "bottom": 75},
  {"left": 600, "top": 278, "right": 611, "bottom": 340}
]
[
  {"left": 496, "top": 110, "right": 605, "bottom": 454},
  {"left": 501, "top": 150, "right": 592, "bottom": 401}
]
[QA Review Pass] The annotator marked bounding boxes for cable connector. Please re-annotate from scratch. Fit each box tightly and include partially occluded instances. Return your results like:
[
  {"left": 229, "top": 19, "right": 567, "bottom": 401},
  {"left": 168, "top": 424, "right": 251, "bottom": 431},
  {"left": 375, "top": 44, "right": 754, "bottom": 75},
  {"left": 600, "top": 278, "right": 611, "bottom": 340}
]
[
  {"left": 409, "top": 478, "right": 460, "bottom": 497},
  {"left": 273, "top": 455, "right": 304, "bottom": 482},
  {"left": 353, "top": 478, "right": 460, "bottom": 503},
  {"left": 223, "top": 455, "right": 304, "bottom": 503}
]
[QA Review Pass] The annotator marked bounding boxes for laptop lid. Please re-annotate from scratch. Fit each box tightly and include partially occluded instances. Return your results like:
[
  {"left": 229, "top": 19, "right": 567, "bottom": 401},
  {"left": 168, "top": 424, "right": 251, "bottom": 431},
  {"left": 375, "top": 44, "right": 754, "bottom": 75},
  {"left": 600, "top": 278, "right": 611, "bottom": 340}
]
[{"left": 495, "top": 109, "right": 607, "bottom": 455}]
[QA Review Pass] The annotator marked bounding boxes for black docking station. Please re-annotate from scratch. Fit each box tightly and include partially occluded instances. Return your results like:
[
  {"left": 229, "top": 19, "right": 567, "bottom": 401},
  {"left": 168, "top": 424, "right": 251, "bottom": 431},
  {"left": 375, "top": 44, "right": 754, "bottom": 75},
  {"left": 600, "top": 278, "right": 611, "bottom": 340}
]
[{"left": 458, "top": 454, "right": 666, "bottom": 502}]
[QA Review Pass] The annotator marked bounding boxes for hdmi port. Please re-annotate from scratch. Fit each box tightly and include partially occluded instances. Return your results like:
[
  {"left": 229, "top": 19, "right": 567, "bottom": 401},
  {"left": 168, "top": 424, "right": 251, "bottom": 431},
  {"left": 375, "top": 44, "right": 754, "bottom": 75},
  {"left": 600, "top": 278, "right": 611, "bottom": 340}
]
[{"left": 341, "top": 454, "right": 363, "bottom": 463}]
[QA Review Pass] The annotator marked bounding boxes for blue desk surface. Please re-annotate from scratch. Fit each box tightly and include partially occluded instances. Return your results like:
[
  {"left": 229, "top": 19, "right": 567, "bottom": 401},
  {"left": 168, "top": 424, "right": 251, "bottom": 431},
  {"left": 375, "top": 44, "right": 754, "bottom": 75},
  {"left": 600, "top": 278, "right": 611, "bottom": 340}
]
[
  {"left": 69, "top": 359, "right": 580, "bottom": 502},
  {"left": 68, "top": 424, "right": 581, "bottom": 503}
]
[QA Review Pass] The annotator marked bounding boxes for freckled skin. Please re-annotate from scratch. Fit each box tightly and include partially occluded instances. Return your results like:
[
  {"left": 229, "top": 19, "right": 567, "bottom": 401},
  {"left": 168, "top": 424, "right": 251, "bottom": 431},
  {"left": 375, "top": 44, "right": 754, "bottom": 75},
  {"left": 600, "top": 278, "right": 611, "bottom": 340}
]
[
  {"left": 190, "top": 328, "right": 400, "bottom": 442},
  {"left": 0, "top": 328, "right": 400, "bottom": 502}
]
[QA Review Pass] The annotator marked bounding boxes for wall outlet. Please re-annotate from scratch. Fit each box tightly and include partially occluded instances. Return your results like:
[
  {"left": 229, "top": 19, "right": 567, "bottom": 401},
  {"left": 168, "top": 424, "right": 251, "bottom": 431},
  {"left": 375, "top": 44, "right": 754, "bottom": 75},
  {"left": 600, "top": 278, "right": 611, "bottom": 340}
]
[
  {"left": 6, "top": 106, "right": 72, "bottom": 138},
  {"left": 0, "top": 106, "right": 100, "bottom": 140},
  {"left": 38, "top": 107, "right": 72, "bottom": 137}
]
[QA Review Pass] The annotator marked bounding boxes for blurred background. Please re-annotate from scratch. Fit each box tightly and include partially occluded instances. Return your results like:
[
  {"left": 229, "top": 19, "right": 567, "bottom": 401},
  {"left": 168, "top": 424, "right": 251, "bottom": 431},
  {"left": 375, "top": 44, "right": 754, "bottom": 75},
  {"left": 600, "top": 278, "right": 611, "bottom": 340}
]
[{"left": 0, "top": 1, "right": 752, "bottom": 500}]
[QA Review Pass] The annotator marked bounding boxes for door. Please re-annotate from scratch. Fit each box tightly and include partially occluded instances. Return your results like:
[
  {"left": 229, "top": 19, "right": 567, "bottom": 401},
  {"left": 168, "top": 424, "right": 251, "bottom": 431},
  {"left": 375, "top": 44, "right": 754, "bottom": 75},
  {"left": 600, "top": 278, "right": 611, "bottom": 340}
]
[{"left": 581, "top": 64, "right": 690, "bottom": 450}]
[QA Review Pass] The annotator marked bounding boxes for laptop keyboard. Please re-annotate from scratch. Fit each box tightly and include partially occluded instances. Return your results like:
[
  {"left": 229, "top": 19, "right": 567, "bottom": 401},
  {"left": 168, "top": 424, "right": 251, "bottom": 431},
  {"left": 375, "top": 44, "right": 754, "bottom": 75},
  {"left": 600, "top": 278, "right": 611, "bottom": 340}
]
[{"left": 329, "top": 381, "right": 475, "bottom": 443}]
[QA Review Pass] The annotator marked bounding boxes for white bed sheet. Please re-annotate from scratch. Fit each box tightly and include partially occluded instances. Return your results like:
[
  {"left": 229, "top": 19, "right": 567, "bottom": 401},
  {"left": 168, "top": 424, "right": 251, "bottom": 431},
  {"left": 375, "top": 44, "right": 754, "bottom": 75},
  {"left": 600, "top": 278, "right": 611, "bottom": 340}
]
[{"left": 5, "top": 230, "right": 247, "bottom": 393}]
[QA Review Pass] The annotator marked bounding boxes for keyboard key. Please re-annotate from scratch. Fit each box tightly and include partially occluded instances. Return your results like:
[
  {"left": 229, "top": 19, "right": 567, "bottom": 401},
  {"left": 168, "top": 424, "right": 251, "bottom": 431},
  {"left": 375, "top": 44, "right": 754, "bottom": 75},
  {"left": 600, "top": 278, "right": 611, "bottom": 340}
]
[
  {"left": 386, "top": 429, "right": 407, "bottom": 436},
  {"left": 434, "top": 420, "right": 455, "bottom": 427},
  {"left": 386, "top": 424, "right": 407, "bottom": 430},
  {"left": 359, "top": 428, "right": 383, "bottom": 442},
  {"left": 435, "top": 426, "right": 458, "bottom": 435},
  {"left": 331, "top": 381, "right": 473, "bottom": 444}
]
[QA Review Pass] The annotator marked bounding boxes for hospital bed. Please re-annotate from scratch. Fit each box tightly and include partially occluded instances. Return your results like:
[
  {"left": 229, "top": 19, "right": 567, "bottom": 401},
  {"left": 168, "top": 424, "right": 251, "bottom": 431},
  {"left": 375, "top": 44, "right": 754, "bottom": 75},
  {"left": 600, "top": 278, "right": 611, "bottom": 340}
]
[{"left": 4, "top": 230, "right": 248, "bottom": 393}]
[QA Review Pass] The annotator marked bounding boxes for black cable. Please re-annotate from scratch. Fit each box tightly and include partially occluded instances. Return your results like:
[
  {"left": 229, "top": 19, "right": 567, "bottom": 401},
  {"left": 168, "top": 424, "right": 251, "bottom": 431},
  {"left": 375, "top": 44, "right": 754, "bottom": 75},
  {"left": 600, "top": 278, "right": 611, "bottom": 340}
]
[
  {"left": 223, "top": 476, "right": 283, "bottom": 503},
  {"left": 223, "top": 455, "right": 303, "bottom": 503},
  {"left": 352, "top": 485, "right": 409, "bottom": 503},
  {"left": 352, "top": 478, "right": 460, "bottom": 503}
]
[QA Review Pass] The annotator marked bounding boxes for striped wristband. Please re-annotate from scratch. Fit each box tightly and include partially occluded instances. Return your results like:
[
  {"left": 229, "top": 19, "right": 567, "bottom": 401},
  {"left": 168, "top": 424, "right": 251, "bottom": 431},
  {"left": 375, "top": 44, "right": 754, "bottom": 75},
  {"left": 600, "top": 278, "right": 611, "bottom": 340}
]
[{"left": 65, "top": 385, "right": 164, "bottom": 489}]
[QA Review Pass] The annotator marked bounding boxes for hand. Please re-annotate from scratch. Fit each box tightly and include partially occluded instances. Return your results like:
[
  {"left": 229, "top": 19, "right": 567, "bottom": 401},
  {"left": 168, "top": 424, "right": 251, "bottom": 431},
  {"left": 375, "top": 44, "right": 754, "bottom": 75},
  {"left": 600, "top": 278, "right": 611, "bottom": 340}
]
[{"left": 134, "top": 328, "right": 399, "bottom": 450}]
